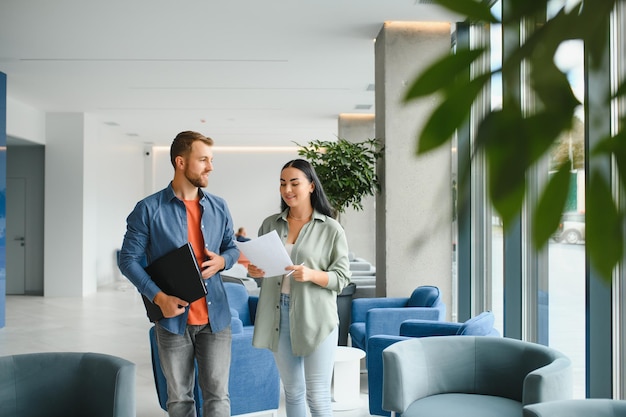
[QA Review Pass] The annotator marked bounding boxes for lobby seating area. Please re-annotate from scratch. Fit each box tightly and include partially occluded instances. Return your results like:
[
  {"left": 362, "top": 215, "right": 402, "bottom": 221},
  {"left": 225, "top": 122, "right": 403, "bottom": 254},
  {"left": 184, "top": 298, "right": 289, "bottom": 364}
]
[{"left": 1, "top": 282, "right": 607, "bottom": 417}]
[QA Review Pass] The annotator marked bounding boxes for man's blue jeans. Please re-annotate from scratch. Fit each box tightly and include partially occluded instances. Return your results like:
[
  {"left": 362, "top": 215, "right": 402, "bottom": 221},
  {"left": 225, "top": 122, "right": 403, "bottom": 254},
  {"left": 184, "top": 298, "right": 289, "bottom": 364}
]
[
  {"left": 274, "top": 294, "right": 338, "bottom": 417},
  {"left": 155, "top": 322, "right": 232, "bottom": 417}
]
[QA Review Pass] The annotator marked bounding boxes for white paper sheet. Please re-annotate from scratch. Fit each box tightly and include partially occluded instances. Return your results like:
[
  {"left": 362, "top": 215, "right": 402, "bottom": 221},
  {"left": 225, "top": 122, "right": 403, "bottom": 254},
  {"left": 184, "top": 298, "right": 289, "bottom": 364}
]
[{"left": 234, "top": 230, "right": 294, "bottom": 277}]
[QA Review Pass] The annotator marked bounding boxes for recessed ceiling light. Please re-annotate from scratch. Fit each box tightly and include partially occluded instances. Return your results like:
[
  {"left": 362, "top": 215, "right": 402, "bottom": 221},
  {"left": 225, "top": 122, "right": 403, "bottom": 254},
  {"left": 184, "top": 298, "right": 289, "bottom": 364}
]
[
  {"left": 104, "top": 121, "right": 119, "bottom": 126},
  {"left": 355, "top": 104, "right": 372, "bottom": 110},
  {"left": 126, "top": 133, "right": 139, "bottom": 137},
  {"left": 366, "top": 84, "right": 375, "bottom": 91}
]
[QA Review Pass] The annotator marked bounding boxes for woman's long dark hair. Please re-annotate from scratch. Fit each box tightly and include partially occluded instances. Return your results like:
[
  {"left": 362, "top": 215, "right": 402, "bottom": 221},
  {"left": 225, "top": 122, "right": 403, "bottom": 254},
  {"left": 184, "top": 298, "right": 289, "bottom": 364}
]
[{"left": 280, "top": 159, "right": 334, "bottom": 218}]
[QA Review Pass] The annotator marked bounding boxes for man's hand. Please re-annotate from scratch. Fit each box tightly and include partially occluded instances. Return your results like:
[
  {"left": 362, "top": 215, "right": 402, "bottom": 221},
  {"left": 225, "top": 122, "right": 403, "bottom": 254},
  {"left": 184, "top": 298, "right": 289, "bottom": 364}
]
[
  {"left": 153, "top": 291, "right": 188, "bottom": 318},
  {"left": 201, "top": 249, "right": 225, "bottom": 278},
  {"left": 247, "top": 264, "right": 265, "bottom": 278}
]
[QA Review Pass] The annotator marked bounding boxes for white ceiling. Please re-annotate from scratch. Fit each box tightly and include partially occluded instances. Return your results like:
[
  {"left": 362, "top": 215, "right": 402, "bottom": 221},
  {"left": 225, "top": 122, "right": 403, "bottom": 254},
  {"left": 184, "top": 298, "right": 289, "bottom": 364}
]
[{"left": 0, "top": 0, "right": 459, "bottom": 147}]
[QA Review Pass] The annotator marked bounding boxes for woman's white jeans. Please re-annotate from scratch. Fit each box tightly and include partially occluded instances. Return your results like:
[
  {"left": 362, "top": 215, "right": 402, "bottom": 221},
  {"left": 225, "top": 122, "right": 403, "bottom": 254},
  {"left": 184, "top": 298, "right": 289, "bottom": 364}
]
[{"left": 274, "top": 294, "right": 338, "bottom": 417}]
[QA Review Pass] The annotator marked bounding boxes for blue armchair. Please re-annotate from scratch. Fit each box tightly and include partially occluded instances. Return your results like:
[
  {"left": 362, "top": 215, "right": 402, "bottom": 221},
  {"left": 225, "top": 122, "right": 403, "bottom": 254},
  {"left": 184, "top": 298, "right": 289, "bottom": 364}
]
[
  {"left": 367, "top": 311, "right": 499, "bottom": 416},
  {"left": 149, "top": 281, "right": 280, "bottom": 416},
  {"left": 348, "top": 285, "right": 446, "bottom": 352},
  {"left": 224, "top": 280, "right": 257, "bottom": 333}
]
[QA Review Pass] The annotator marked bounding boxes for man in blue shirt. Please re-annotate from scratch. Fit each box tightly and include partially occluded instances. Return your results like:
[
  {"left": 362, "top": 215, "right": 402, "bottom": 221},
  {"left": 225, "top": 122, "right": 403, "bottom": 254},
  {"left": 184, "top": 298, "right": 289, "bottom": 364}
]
[{"left": 119, "top": 131, "right": 239, "bottom": 417}]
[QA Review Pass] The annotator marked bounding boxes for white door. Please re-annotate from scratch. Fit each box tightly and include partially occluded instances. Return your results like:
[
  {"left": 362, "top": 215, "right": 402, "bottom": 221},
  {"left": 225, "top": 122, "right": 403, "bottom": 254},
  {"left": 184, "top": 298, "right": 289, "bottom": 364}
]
[{"left": 6, "top": 177, "right": 26, "bottom": 294}]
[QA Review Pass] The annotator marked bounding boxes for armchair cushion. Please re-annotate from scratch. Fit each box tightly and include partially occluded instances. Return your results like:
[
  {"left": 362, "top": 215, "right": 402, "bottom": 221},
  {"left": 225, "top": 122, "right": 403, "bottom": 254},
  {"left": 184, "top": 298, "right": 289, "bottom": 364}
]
[
  {"left": 458, "top": 311, "right": 497, "bottom": 335},
  {"left": 407, "top": 285, "right": 441, "bottom": 307},
  {"left": 523, "top": 399, "right": 626, "bottom": 417},
  {"left": 399, "top": 311, "right": 499, "bottom": 338}
]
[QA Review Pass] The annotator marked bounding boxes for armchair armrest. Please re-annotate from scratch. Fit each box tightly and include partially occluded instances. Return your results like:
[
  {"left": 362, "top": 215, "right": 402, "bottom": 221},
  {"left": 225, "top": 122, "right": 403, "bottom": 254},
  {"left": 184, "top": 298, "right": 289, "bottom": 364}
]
[
  {"left": 351, "top": 297, "right": 409, "bottom": 323},
  {"left": 400, "top": 319, "right": 461, "bottom": 337},
  {"left": 230, "top": 309, "right": 244, "bottom": 334},
  {"left": 367, "top": 335, "right": 410, "bottom": 416},
  {"left": 382, "top": 339, "right": 431, "bottom": 414},
  {"left": 366, "top": 307, "right": 443, "bottom": 340},
  {"left": 523, "top": 357, "right": 573, "bottom": 405}
]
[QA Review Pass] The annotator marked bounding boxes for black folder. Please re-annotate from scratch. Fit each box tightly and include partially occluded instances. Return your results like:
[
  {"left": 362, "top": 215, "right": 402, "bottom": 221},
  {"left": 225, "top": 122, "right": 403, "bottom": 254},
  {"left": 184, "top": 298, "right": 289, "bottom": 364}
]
[{"left": 142, "top": 242, "right": 207, "bottom": 322}]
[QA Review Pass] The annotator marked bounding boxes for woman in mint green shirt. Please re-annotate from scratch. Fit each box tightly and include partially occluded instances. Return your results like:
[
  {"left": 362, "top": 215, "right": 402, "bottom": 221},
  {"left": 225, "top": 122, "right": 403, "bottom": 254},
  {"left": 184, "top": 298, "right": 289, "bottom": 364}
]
[{"left": 249, "top": 159, "right": 351, "bottom": 417}]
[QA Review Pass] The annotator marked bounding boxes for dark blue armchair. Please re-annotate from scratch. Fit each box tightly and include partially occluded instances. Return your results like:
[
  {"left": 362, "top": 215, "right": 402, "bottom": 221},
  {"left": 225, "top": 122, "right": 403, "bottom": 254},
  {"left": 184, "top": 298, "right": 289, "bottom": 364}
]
[
  {"left": 348, "top": 285, "right": 446, "bottom": 353},
  {"left": 367, "top": 311, "right": 500, "bottom": 416},
  {"left": 149, "top": 282, "right": 280, "bottom": 416},
  {"left": 0, "top": 352, "right": 136, "bottom": 417}
]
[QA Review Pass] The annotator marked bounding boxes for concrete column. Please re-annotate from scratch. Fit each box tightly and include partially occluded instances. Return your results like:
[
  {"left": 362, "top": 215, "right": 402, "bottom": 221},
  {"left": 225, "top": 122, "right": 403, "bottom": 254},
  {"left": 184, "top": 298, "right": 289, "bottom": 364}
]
[
  {"left": 338, "top": 113, "right": 376, "bottom": 264},
  {"left": 45, "top": 113, "right": 98, "bottom": 296},
  {"left": 375, "top": 22, "right": 453, "bottom": 311}
]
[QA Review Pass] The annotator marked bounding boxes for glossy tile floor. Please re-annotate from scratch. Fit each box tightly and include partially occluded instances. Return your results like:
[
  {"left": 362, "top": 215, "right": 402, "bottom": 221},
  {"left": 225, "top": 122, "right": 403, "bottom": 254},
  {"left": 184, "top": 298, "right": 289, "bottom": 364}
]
[{"left": 0, "top": 282, "right": 371, "bottom": 417}]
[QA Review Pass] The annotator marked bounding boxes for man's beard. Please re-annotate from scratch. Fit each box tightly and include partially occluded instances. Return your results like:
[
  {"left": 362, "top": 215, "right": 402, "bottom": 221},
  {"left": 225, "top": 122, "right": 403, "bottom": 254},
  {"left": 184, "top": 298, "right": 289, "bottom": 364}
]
[{"left": 185, "top": 170, "right": 208, "bottom": 188}]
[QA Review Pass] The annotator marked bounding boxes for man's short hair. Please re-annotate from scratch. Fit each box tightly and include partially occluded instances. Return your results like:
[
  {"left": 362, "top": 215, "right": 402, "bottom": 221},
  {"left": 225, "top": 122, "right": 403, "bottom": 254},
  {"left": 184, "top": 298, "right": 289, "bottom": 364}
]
[{"left": 170, "top": 131, "right": 214, "bottom": 167}]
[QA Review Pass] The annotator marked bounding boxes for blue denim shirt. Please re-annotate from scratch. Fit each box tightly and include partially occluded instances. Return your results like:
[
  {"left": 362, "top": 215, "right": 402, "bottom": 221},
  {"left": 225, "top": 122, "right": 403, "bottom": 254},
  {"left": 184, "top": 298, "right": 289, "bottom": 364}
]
[{"left": 118, "top": 183, "right": 239, "bottom": 335}]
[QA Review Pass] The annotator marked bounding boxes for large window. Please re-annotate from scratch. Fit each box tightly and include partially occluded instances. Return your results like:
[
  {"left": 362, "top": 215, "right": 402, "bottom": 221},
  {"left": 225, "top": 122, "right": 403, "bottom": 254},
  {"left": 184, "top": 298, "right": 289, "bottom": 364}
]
[
  {"left": 457, "top": 0, "right": 626, "bottom": 399},
  {"left": 486, "top": 0, "right": 586, "bottom": 396}
]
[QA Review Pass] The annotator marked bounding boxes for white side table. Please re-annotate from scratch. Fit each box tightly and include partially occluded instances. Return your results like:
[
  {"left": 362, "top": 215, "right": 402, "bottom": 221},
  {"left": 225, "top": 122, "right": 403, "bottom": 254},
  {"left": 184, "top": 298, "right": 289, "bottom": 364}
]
[{"left": 332, "top": 346, "right": 366, "bottom": 410}]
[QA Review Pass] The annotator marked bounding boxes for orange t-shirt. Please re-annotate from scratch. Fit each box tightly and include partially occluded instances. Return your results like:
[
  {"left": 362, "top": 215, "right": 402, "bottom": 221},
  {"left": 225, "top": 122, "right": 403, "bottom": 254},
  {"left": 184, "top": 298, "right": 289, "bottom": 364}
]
[{"left": 184, "top": 199, "right": 209, "bottom": 325}]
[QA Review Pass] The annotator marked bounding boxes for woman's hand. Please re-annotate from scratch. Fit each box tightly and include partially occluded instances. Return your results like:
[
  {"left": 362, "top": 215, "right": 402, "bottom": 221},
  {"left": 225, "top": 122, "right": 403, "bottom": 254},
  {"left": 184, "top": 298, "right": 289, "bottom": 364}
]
[
  {"left": 285, "top": 263, "right": 328, "bottom": 286},
  {"left": 248, "top": 264, "right": 266, "bottom": 278}
]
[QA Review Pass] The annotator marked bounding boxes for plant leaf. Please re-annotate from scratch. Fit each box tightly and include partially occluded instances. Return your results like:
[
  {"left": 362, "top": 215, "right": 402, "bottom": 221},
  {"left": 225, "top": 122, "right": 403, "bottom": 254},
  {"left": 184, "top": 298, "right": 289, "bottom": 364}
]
[
  {"left": 501, "top": 0, "right": 551, "bottom": 24},
  {"left": 417, "top": 72, "right": 491, "bottom": 155},
  {"left": 587, "top": 171, "right": 622, "bottom": 283},
  {"left": 529, "top": 59, "right": 580, "bottom": 118},
  {"left": 592, "top": 129, "right": 626, "bottom": 190},
  {"left": 404, "top": 48, "right": 486, "bottom": 100},
  {"left": 579, "top": 0, "right": 615, "bottom": 70},
  {"left": 477, "top": 109, "right": 527, "bottom": 226},
  {"left": 532, "top": 163, "right": 572, "bottom": 249}
]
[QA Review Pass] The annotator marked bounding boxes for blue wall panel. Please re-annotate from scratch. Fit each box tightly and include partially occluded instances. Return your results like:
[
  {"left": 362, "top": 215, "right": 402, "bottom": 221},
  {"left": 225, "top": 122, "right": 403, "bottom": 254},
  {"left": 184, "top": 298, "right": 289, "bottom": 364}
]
[{"left": 0, "top": 72, "right": 6, "bottom": 327}]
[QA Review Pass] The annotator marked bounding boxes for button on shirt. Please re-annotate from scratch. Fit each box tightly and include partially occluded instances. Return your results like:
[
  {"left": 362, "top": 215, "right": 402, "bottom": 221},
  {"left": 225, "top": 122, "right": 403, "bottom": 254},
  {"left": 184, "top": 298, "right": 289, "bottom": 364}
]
[{"left": 118, "top": 182, "right": 239, "bottom": 335}]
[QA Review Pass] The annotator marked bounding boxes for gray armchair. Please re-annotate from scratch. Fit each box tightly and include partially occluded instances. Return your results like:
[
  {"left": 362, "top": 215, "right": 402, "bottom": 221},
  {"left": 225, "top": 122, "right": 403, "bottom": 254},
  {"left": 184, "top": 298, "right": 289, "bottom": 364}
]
[
  {"left": 0, "top": 351, "right": 136, "bottom": 417},
  {"left": 524, "top": 399, "right": 626, "bottom": 417},
  {"left": 382, "top": 336, "right": 572, "bottom": 417}
]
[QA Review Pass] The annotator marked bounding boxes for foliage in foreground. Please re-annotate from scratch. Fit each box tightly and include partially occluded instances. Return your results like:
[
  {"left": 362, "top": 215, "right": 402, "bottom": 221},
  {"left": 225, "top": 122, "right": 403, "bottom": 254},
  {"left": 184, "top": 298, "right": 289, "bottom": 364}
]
[{"left": 407, "top": 0, "right": 625, "bottom": 282}]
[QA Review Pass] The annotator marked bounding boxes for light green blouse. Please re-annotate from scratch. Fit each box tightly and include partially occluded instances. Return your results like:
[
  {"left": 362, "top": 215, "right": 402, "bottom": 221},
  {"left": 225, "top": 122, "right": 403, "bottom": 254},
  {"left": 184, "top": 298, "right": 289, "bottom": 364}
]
[{"left": 251, "top": 209, "right": 351, "bottom": 356}]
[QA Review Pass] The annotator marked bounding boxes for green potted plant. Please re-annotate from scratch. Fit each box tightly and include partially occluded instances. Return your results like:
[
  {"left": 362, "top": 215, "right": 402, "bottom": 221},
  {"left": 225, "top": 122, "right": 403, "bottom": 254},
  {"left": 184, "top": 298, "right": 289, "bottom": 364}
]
[{"left": 295, "top": 138, "right": 383, "bottom": 219}]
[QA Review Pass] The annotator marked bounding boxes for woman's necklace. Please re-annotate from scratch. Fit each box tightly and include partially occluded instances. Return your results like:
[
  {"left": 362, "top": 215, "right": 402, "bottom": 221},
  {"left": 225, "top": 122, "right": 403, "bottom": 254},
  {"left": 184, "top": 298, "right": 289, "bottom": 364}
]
[{"left": 288, "top": 211, "right": 312, "bottom": 221}]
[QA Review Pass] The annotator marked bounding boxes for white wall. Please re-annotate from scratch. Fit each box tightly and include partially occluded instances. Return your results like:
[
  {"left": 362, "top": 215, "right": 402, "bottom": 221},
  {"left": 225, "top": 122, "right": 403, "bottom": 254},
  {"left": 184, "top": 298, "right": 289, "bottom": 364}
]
[
  {"left": 6, "top": 97, "right": 45, "bottom": 144},
  {"left": 95, "top": 126, "right": 145, "bottom": 287}
]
